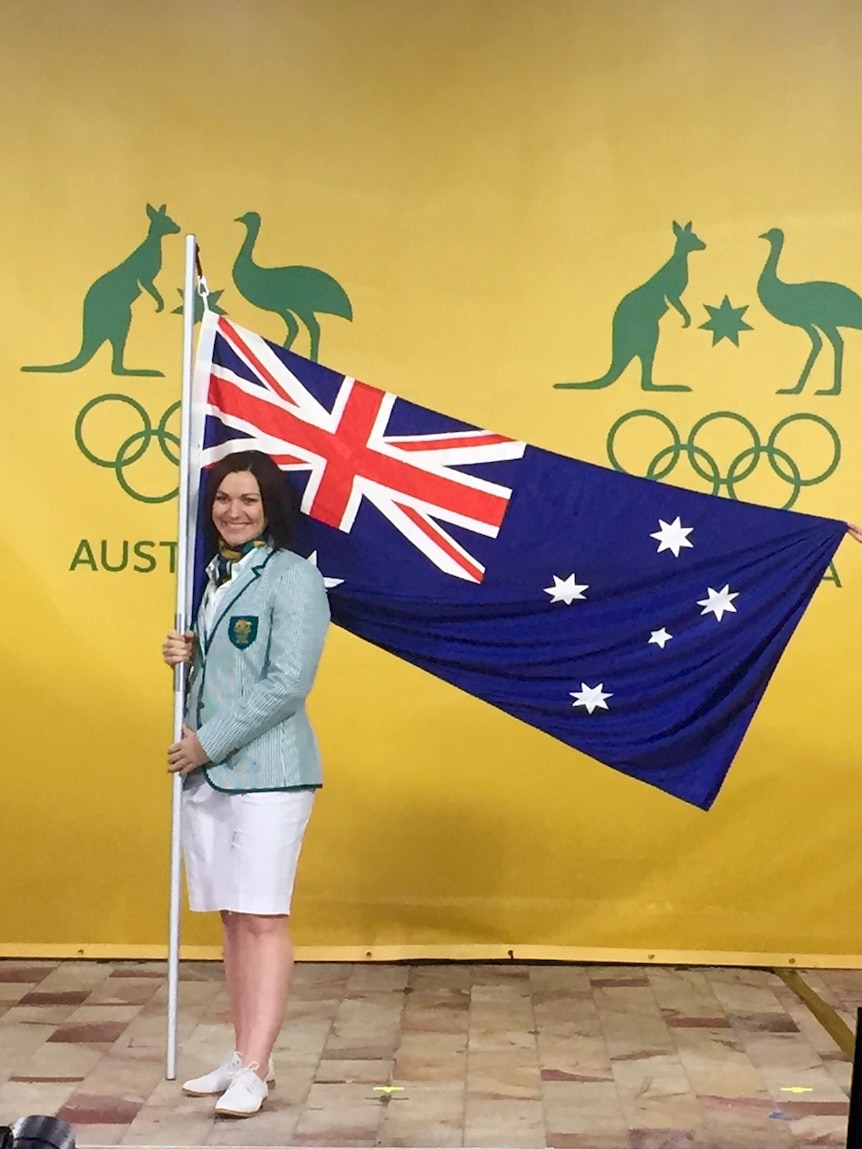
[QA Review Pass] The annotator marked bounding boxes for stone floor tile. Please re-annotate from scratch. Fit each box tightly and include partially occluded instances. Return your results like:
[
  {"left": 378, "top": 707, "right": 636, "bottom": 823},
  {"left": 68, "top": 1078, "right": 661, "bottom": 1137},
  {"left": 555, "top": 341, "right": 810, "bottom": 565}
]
[
  {"left": 302, "top": 1078, "right": 389, "bottom": 1108},
  {"left": 77, "top": 1049, "right": 164, "bottom": 1097},
  {"left": 379, "top": 1081, "right": 465, "bottom": 1148},
  {"left": 471, "top": 964, "right": 532, "bottom": 986},
  {"left": 628, "top": 1130, "right": 699, "bottom": 1148},
  {"left": 409, "top": 965, "right": 475, "bottom": 992},
  {"left": 48, "top": 1021, "right": 130, "bottom": 1044},
  {"left": 19, "top": 990, "right": 91, "bottom": 1007},
  {"left": 464, "top": 1095, "right": 547, "bottom": 1148},
  {"left": 177, "top": 962, "right": 222, "bottom": 983},
  {"left": 707, "top": 973, "right": 785, "bottom": 1017},
  {"left": 596, "top": 989, "right": 677, "bottom": 1061},
  {"left": 532, "top": 993, "right": 602, "bottom": 1023},
  {"left": 612, "top": 1052, "right": 704, "bottom": 1131},
  {"left": 784, "top": 1112, "right": 847, "bottom": 1146},
  {"left": 275, "top": 1021, "right": 335, "bottom": 1059},
  {"left": 65, "top": 1005, "right": 144, "bottom": 1026},
  {"left": 56, "top": 1092, "right": 144, "bottom": 1124},
  {"left": 537, "top": 1030, "right": 612, "bottom": 1078},
  {"left": 541, "top": 1077, "right": 630, "bottom": 1135},
  {"left": 467, "top": 1048, "right": 542, "bottom": 1099},
  {"left": 15, "top": 1042, "right": 109, "bottom": 1080},
  {"left": 697, "top": 1092, "right": 785, "bottom": 1128},
  {"left": 670, "top": 1025, "right": 766, "bottom": 1096},
  {"left": 545, "top": 1135, "right": 632, "bottom": 1149},
  {"left": 530, "top": 964, "right": 593, "bottom": 988},
  {"left": 0, "top": 959, "right": 857, "bottom": 1147},
  {"left": 0, "top": 1004, "right": 84, "bottom": 1027},
  {"left": 0, "top": 963, "right": 58, "bottom": 984},
  {"left": 702, "top": 1125, "right": 794, "bottom": 1149},
  {"left": 467, "top": 1026, "right": 539, "bottom": 1054},
  {"left": 806, "top": 968, "right": 862, "bottom": 1008},
  {"left": 120, "top": 1106, "right": 217, "bottom": 1146},
  {"left": 37, "top": 964, "right": 116, "bottom": 993},
  {"left": 313, "top": 1056, "right": 393, "bottom": 1084},
  {"left": 204, "top": 1099, "right": 302, "bottom": 1146},
  {"left": 402, "top": 1006, "right": 470, "bottom": 1036},
  {"left": 291, "top": 1094, "right": 381, "bottom": 1146},
  {"left": 0, "top": 1020, "right": 62, "bottom": 1074},
  {"left": 393, "top": 1030, "right": 468, "bottom": 1082},
  {"left": 345, "top": 963, "right": 410, "bottom": 993},
  {"left": 86, "top": 979, "right": 163, "bottom": 1007},
  {"left": 115, "top": 1009, "right": 198, "bottom": 1051},
  {"left": 71, "top": 1123, "right": 130, "bottom": 1147},
  {"left": 741, "top": 1035, "right": 846, "bottom": 1093},
  {"left": 0, "top": 1077, "right": 81, "bottom": 1117},
  {"left": 110, "top": 964, "right": 166, "bottom": 979}
]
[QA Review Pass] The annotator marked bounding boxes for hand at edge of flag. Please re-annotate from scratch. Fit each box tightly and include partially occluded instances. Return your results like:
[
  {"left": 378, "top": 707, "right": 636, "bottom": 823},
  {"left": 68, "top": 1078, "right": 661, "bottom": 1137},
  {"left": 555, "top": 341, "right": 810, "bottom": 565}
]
[{"left": 847, "top": 523, "right": 862, "bottom": 544}]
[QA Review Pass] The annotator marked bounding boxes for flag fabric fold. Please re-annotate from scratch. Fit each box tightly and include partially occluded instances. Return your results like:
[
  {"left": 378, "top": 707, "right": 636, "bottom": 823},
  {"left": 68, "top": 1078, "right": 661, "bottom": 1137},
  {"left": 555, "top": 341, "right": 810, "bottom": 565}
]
[{"left": 191, "top": 313, "right": 845, "bottom": 809}]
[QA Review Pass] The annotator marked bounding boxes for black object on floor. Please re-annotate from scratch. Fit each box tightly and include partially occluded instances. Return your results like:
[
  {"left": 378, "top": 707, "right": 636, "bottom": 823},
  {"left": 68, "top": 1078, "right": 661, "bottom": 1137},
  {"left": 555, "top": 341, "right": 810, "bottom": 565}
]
[{"left": 847, "top": 1008, "right": 862, "bottom": 1148}]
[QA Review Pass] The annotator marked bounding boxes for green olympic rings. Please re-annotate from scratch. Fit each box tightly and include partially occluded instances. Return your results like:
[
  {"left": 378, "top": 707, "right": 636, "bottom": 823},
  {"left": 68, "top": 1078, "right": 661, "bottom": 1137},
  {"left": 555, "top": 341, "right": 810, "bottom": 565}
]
[
  {"left": 606, "top": 409, "right": 840, "bottom": 510},
  {"left": 74, "top": 393, "right": 181, "bottom": 504}
]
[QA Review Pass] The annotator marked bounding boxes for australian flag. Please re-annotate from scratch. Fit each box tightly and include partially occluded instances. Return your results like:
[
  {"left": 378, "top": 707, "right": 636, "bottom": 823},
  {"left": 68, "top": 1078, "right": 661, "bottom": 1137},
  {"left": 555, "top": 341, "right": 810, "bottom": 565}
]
[{"left": 191, "top": 314, "right": 846, "bottom": 810}]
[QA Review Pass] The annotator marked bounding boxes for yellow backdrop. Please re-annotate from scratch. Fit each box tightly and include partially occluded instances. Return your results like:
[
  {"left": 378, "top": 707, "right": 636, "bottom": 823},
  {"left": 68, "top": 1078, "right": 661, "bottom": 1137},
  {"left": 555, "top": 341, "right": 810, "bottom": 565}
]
[{"left": 2, "top": 0, "right": 861, "bottom": 965}]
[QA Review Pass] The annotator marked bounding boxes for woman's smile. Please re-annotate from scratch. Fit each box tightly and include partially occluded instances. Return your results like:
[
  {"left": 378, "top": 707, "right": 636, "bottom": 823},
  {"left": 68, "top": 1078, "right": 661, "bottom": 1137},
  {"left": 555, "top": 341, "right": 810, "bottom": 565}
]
[{"left": 212, "top": 470, "right": 266, "bottom": 547}]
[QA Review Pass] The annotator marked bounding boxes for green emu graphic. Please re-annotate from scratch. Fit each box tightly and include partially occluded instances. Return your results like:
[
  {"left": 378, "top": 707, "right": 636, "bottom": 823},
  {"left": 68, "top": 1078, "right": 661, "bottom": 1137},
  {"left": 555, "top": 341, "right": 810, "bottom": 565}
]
[
  {"left": 758, "top": 228, "right": 862, "bottom": 396},
  {"left": 21, "top": 203, "right": 180, "bottom": 376},
  {"left": 555, "top": 221, "right": 706, "bottom": 392},
  {"left": 232, "top": 211, "right": 352, "bottom": 362}
]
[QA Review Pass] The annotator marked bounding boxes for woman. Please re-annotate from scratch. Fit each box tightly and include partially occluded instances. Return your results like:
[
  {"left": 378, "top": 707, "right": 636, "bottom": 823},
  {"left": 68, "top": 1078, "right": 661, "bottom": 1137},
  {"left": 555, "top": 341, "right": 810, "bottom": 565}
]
[{"left": 162, "top": 450, "right": 330, "bottom": 1118}]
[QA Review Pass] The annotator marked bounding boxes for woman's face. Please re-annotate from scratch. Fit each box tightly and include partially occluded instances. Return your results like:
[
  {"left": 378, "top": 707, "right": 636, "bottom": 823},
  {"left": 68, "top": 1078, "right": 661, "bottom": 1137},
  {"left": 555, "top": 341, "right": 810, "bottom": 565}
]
[{"left": 212, "top": 470, "right": 266, "bottom": 548}]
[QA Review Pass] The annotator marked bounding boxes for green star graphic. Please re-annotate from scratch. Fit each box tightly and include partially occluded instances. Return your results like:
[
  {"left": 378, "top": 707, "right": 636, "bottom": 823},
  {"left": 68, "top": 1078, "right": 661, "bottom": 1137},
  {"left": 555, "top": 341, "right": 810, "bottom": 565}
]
[
  {"left": 699, "top": 295, "right": 753, "bottom": 346},
  {"left": 171, "top": 287, "right": 228, "bottom": 324}
]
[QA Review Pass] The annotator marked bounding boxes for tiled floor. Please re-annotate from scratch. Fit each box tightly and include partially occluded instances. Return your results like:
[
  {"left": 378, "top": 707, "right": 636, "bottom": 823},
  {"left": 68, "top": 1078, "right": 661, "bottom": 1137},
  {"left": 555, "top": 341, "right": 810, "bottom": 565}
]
[{"left": 1, "top": 960, "right": 860, "bottom": 1148}]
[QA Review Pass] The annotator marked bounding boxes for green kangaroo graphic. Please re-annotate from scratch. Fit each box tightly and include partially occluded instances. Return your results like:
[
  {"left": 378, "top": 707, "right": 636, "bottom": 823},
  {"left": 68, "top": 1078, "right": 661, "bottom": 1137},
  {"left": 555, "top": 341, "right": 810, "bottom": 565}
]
[
  {"left": 758, "top": 227, "right": 862, "bottom": 396},
  {"left": 555, "top": 221, "right": 706, "bottom": 392},
  {"left": 232, "top": 211, "right": 353, "bottom": 362},
  {"left": 22, "top": 203, "right": 180, "bottom": 376}
]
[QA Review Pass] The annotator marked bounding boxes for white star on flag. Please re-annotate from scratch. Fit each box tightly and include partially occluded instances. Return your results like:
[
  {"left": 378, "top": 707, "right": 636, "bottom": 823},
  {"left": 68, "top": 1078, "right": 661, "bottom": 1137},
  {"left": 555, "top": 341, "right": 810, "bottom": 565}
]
[
  {"left": 697, "top": 585, "right": 738, "bottom": 622},
  {"left": 569, "top": 683, "right": 612, "bottom": 714},
  {"left": 544, "top": 573, "right": 589, "bottom": 604},
  {"left": 651, "top": 516, "right": 694, "bottom": 557},
  {"left": 306, "top": 550, "right": 344, "bottom": 589},
  {"left": 649, "top": 628, "right": 673, "bottom": 649}
]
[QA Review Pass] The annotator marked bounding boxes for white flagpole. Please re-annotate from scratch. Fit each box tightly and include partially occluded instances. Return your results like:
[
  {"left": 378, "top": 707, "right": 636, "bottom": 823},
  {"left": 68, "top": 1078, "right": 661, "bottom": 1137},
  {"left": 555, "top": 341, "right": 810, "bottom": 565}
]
[{"left": 166, "top": 233, "right": 198, "bottom": 1080}]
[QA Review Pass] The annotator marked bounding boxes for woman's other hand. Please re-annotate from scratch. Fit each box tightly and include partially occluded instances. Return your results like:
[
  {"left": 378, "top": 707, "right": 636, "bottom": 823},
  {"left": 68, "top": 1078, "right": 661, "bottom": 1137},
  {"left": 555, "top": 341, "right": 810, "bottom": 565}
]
[
  {"left": 167, "top": 724, "right": 209, "bottom": 776},
  {"left": 847, "top": 523, "right": 862, "bottom": 544},
  {"left": 163, "top": 630, "right": 195, "bottom": 667}
]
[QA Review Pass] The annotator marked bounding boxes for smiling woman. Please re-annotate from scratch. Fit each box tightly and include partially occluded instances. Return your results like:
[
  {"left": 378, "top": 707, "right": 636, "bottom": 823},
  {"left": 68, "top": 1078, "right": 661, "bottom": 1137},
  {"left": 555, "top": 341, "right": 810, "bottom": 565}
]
[
  {"left": 161, "top": 450, "right": 331, "bottom": 1118},
  {"left": 211, "top": 471, "right": 266, "bottom": 548}
]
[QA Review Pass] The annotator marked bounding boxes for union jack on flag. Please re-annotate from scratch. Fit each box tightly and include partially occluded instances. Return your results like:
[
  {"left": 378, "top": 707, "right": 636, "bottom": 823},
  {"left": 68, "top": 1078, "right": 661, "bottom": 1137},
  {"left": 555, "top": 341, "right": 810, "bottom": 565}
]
[
  {"left": 198, "top": 316, "right": 525, "bottom": 583},
  {"left": 191, "top": 313, "right": 846, "bottom": 809}
]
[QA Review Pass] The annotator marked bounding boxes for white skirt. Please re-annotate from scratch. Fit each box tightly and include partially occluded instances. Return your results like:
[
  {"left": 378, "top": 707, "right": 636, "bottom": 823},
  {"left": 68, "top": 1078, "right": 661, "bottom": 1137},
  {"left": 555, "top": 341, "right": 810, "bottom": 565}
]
[{"left": 181, "top": 776, "right": 315, "bottom": 914}]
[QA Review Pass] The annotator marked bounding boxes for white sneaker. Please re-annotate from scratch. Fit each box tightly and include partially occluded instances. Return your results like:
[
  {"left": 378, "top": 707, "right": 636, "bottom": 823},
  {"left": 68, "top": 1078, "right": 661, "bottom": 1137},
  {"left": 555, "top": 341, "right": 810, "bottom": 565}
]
[
  {"left": 182, "top": 1052, "right": 275, "bottom": 1096},
  {"left": 215, "top": 1065, "right": 268, "bottom": 1117}
]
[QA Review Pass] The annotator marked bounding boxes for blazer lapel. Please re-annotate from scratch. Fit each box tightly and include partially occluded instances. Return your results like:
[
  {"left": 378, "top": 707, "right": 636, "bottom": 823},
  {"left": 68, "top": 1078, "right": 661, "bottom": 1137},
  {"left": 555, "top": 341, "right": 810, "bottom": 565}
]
[{"left": 202, "top": 548, "right": 274, "bottom": 654}]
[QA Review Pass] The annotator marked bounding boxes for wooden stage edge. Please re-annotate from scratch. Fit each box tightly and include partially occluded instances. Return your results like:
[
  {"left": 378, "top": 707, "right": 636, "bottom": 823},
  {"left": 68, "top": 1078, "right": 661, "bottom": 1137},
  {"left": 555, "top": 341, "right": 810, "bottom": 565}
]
[{"left": 2, "top": 943, "right": 862, "bottom": 968}]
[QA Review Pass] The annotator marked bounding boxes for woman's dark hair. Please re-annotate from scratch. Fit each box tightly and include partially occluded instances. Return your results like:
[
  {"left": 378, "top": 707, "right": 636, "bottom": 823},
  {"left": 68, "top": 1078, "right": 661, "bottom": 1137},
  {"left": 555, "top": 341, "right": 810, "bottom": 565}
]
[{"left": 202, "top": 451, "right": 300, "bottom": 553}]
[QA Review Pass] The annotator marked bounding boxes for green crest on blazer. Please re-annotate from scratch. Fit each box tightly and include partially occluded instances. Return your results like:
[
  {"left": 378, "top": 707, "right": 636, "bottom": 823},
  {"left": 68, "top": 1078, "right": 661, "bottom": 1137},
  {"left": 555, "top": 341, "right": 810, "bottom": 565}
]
[{"left": 228, "top": 615, "right": 259, "bottom": 649}]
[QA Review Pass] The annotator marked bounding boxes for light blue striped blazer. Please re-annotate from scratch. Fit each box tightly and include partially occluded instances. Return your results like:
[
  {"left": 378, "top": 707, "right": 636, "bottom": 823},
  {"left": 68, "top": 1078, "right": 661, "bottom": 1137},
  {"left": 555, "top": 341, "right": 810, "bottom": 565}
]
[{"left": 187, "top": 546, "right": 330, "bottom": 792}]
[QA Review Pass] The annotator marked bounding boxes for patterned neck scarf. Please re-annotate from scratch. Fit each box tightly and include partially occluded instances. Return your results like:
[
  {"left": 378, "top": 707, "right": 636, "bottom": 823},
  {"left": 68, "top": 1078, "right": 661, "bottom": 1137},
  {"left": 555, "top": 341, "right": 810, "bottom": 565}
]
[{"left": 214, "top": 536, "right": 267, "bottom": 587}]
